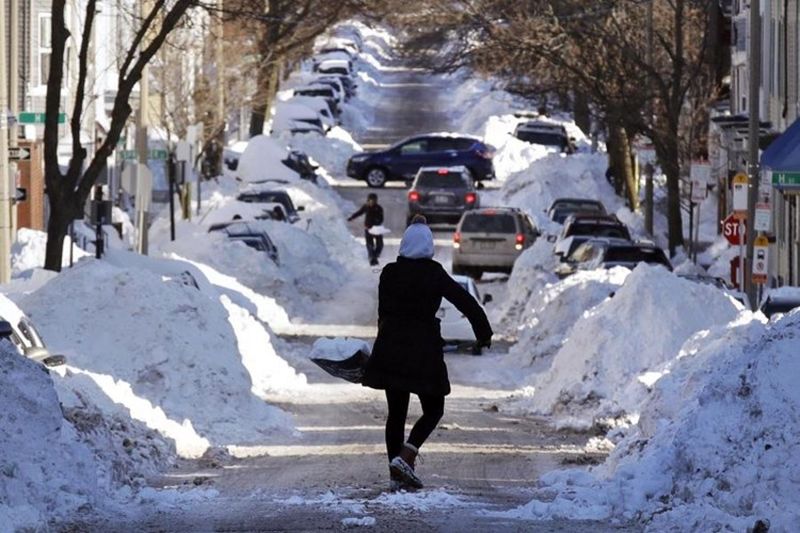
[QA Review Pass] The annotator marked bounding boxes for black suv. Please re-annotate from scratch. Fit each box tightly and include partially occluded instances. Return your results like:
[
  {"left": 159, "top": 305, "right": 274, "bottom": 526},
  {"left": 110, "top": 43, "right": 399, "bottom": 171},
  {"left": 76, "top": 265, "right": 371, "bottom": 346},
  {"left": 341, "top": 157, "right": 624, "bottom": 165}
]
[
  {"left": 407, "top": 166, "right": 479, "bottom": 225},
  {"left": 346, "top": 133, "right": 496, "bottom": 187}
]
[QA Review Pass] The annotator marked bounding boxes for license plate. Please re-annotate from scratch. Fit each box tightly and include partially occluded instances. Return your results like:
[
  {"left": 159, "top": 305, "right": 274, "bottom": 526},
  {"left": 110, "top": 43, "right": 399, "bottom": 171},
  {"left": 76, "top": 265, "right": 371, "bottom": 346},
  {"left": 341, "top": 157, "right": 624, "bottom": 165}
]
[
  {"left": 479, "top": 241, "right": 495, "bottom": 250},
  {"left": 434, "top": 195, "right": 450, "bottom": 204}
]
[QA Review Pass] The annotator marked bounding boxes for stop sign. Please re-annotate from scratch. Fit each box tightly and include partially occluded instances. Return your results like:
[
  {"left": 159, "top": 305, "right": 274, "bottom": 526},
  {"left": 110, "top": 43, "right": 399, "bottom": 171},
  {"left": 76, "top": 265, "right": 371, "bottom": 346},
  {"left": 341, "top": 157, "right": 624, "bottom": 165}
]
[{"left": 722, "top": 214, "right": 746, "bottom": 246}]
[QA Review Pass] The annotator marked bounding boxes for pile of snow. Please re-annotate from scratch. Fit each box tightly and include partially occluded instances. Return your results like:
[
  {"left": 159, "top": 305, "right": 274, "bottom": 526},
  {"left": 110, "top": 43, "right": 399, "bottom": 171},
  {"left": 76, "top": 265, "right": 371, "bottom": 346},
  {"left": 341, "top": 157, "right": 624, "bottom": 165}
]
[
  {"left": 0, "top": 342, "right": 102, "bottom": 529},
  {"left": 288, "top": 126, "right": 362, "bottom": 182},
  {"left": 11, "top": 228, "right": 89, "bottom": 276},
  {"left": 502, "top": 267, "right": 630, "bottom": 375},
  {"left": 17, "top": 259, "right": 300, "bottom": 458},
  {"left": 517, "top": 264, "right": 742, "bottom": 429},
  {"left": 510, "top": 308, "right": 800, "bottom": 531}
]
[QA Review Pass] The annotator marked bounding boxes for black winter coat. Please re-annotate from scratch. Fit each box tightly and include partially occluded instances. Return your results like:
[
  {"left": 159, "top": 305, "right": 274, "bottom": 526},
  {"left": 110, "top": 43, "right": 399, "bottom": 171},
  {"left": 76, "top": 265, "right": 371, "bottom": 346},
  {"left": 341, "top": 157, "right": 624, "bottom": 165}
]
[
  {"left": 362, "top": 257, "right": 493, "bottom": 396},
  {"left": 348, "top": 203, "right": 384, "bottom": 228}
]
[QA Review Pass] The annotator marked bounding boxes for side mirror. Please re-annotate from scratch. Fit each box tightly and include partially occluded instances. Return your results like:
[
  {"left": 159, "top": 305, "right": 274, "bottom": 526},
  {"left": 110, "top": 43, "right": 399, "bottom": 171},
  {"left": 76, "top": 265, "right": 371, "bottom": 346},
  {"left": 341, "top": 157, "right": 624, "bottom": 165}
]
[
  {"left": 297, "top": 206, "right": 306, "bottom": 211},
  {"left": 0, "top": 320, "right": 13, "bottom": 338},
  {"left": 43, "top": 355, "right": 66, "bottom": 367},
  {"left": 482, "top": 293, "right": 493, "bottom": 304}
]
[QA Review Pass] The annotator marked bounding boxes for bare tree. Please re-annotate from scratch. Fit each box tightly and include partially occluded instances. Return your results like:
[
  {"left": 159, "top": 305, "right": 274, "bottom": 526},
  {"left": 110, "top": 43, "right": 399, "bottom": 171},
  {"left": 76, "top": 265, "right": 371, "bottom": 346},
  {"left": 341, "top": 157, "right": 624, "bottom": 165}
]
[{"left": 44, "top": 0, "right": 200, "bottom": 271}]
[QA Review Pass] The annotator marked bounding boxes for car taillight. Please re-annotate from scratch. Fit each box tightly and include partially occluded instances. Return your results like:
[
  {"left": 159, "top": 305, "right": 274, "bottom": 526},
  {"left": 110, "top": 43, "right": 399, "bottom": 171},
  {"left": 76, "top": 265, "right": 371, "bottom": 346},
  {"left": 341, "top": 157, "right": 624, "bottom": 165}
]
[
  {"left": 515, "top": 233, "right": 524, "bottom": 250},
  {"left": 465, "top": 192, "right": 476, "bottom": 204},
  {"left": 453, "top": 232, "right": 461, "bottom": 249},
  {"left": 408, "top": 190, "right": 420, "bottom": 202}
]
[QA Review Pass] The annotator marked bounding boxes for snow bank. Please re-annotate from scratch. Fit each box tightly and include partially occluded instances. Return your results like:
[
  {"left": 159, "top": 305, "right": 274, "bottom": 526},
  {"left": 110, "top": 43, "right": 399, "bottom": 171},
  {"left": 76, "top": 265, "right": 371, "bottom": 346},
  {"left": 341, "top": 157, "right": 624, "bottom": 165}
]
[
  {"left": 289, "top": 126, "right": 361, "bottom": 181},
  {"left": 18, "top": 259, "right": 297, "bottom": 458},
  {"left": 510, "top": 308, "right": 800, "bottom": 531},
  {"left": 0, "top": 342, "right": 101, "bottom": 529},
  {"left": 11, "top": 228, "right": 90, "bottom": 276},
  {"left": 519, "top": 264, "right": 741, "bottom": 428}
]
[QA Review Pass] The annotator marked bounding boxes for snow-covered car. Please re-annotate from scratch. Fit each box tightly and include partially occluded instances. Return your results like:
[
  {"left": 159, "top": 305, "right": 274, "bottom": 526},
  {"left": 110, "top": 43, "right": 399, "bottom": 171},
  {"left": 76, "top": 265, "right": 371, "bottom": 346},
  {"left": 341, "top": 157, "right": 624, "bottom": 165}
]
[
  {"left": 293, "top": 84, "right": 340, "bottom": 116},
  {"left": 208, "top": 221, "right": 280, "bottom": 264},
  {"left": 437, "top": 275, "right": 492, "bottom": 354},
  {"left": 557, "top": 238, "right": 672, "bottom": 277},
  {"left": 316, "top": 58, "right": 352, "bottom": 77},
  {"left": 283, "top": 96, "right": 337, "bottom": 127},
  {"left": 237, "top": 189, "right": 304, "bottom": 224},
  {"left": 275, "top": 100, "right": 334, "bottom": 131},
  {"left": 0, "top": 297, "right": 65, "bottom": 367},
  {"left": 312, "top": 76, "right": 348, "bottom": 102},
  {"left": 759, "top": 287, "right": 800, "bottom": 318},
  {"left": 547, "top": 198, "right": 607, "bottom": 224}
]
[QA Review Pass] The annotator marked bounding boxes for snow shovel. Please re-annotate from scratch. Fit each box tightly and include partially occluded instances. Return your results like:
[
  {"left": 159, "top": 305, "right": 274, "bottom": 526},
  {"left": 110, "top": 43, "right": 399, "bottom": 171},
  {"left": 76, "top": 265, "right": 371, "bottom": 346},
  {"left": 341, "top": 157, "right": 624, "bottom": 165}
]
[{"left": 311, "top": 349, "right": 369, "bottom": 384}]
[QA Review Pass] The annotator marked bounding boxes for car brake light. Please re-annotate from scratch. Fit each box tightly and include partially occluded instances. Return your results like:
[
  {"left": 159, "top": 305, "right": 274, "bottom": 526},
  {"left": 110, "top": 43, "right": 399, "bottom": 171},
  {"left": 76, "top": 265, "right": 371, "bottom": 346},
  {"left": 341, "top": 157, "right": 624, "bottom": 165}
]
[
  {"left": 515, "top": 233, "right": 524, "bottom": 250},
  {"left": 408, "top": 190, "right": 420, "bottom": 202},
  {"left": 465, "top": 192, "right": 476, "bottom": 204},
  {"left": 437, "top": 168, "right": 449, "bottom": 175},
  {"left": 453, "top": 232, "right": 461, "bottom": 249}
]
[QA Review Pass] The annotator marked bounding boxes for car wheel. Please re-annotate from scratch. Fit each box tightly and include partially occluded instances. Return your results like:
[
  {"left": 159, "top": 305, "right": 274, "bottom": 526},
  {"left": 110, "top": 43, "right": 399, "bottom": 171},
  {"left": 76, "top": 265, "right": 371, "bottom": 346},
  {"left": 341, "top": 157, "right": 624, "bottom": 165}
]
[{"left": 365, "top": 167, "right": 387, "bottom": 188}]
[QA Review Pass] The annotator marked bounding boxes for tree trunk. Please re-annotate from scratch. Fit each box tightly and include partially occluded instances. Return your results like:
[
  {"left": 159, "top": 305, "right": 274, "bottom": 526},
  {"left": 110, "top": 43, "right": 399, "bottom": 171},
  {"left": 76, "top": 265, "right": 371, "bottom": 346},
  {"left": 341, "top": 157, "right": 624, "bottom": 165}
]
[
  {"left": 43, "top": 195, "right": 74, "bottom": 272},
  {"left": 248, "top": 61, "right": 280, "bottom": 138},
  {"left": 573, "top": 91, "right": 591, "bottom": 136},
  {"left": 656, "top": 138, "right": 684, "bottom": 255}
]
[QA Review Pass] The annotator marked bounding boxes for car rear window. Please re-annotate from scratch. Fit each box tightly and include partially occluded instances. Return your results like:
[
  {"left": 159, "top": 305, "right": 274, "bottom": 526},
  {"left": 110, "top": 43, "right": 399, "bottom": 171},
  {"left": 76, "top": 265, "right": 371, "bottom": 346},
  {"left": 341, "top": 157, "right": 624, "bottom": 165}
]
[
  {"left": 516, "top": 131, "right": 566, "bottom": 146},
  {"left": 417, "top": 172, "right": 465, "bottom": 188},
  {"left": 461, "top": 213, "right": 517, "bottom": 233},
  {"left": 605, "top": 247, "right": 668, "bottom": 265},
  {"left": 569, "top": 223, "right": 630, "bottom": 239}
]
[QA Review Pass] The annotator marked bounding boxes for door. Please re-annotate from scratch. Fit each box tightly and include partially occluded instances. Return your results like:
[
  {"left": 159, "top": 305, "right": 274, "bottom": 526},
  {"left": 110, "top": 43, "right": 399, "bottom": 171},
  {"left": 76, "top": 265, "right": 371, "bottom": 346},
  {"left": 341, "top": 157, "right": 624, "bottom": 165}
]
[{"left": 394, "top": 138, "right": 430, "bottom": 179}]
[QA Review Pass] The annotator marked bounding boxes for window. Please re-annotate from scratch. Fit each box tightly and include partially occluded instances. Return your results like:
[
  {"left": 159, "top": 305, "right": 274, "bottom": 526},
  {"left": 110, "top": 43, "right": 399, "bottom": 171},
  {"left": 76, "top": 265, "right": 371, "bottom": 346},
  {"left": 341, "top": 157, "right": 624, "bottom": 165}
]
[
  {"left": 399, "top": 140, "right": 428, "bottom": 154},
  {"left": 38, "top": 14, "right": 52, "bottom": 86}
]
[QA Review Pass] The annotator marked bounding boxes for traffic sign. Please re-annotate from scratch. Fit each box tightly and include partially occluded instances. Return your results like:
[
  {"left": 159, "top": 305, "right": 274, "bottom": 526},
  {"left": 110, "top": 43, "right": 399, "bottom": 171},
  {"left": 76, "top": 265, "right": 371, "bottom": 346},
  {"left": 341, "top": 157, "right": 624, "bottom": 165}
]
[
  {"left": 722, "top": 214, "right": 746, "bottom": 246},
  {"left": 754, "top": 202, "right": 772, "bottom": 231},
  {"left": 8, "top": 147, "right": 31, "bottom": 161},
  {"left": 732, "top": 172, "right": 748, "bottom": 217},
  {"left": 18, "top": 111, "right": 66, "bottom": 124},
  {"left": 120, "top": 149, "right": 168, "bottom": 161},
  {"left": 752, "top": 235, "right": 769, "bottom": 284}
]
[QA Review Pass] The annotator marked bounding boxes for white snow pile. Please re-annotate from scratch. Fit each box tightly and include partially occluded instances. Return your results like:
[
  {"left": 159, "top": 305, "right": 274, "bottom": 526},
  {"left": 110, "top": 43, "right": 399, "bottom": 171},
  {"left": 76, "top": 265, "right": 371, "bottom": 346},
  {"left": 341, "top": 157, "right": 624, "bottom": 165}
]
[
  {"left": 17, "top": 258, "right": 299, "bottom": 458},
  {"left": 509, "top": 308, "right": 800, "bottom": 531},
  {"left": 0, "top": 342, "right": 102, "bottom": 530},
  {"left": 502, "top": 267, "right": 630, "bottom": 374},
  {"left": 517, "top": 264, "right": 742, "bottom": 429},
  {"left": 288, "top": 126, "right": 362, "bottom": 183},
  {"left": 11, "top": 227, "right": 89, "bottom": 276}
]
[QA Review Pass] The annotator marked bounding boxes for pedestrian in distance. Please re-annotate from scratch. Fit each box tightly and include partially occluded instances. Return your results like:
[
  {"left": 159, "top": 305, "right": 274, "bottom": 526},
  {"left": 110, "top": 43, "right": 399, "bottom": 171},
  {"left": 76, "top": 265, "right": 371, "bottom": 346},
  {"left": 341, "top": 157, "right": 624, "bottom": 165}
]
[
  {"left": 348, "top": 192, "right": 384, "bottom": 266},
  {"left": 361, "top": 216, "right": 493, "bottom": 491}
]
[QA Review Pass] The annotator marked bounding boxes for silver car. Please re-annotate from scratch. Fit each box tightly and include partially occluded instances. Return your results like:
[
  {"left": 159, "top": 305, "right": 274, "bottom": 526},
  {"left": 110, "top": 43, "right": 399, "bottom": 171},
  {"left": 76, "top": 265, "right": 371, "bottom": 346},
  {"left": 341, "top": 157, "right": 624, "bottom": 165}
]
[{"left": 452, "top": 207, "right": 539, "bottom": 278}]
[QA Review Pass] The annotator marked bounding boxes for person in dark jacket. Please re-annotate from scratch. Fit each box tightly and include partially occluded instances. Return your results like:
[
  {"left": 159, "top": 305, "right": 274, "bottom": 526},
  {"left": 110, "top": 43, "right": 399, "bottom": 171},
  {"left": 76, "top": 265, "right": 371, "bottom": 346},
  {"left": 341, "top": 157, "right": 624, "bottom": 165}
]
[
  {"left": 348, "top": 193, "right": 384, "bottom": 265},
  {"left": 362, "top": 218, "right": 493, "bottom": 490}
]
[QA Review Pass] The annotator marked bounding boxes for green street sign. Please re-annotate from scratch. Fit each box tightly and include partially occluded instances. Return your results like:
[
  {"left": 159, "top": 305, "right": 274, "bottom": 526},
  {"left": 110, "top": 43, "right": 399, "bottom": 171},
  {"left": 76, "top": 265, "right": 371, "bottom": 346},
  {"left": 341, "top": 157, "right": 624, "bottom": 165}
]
[
  {"left": 771, "top": 171, "right": 800, "bottom": 187},
  {"left": 121, "top": 149, "right": 168, "bottom": 161},
  {"left": 18, "top": 111, "right": 66, "bottom": 124}
]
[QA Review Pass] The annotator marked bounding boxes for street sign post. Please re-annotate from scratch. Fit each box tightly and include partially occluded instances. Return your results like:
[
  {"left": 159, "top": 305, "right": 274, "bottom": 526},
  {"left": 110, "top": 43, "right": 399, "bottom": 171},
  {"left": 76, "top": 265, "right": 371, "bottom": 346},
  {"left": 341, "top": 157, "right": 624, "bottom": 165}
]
[
  {"left": 723, "top": 214, "right": 745, "bottom": 245},
  {"left": 752, "top": 234, "right": 769, "bottom": 284},
  {"left": 8, "top": 146, "right": 30, "bottom": 161}
]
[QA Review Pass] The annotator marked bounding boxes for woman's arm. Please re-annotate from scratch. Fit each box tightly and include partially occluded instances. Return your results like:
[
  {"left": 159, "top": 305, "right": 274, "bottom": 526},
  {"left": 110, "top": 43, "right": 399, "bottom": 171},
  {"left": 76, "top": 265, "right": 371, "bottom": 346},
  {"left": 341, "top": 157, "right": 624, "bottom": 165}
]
[{"left": 440, "top": 269, "right": 493, "bottom": 345}]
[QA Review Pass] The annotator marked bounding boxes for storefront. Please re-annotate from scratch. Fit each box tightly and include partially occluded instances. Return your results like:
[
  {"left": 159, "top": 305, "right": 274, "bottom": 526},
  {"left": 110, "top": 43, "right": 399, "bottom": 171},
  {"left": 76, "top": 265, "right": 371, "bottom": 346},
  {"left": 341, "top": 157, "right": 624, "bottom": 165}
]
[{"left": 761, "top": 118, "right": 800, "bottom": 287}]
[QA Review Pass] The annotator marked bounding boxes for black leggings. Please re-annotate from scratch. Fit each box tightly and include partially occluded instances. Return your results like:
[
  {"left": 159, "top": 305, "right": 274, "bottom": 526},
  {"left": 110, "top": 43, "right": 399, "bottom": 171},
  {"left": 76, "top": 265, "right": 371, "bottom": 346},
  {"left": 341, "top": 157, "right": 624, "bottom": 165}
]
[{"left": 384, "top": 389, "right": 445, "bottom": 461}]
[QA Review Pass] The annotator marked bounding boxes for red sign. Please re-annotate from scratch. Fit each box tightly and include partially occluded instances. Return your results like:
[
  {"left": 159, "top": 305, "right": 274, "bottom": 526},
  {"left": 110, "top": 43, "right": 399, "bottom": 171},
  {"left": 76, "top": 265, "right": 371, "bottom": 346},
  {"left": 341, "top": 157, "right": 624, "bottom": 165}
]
[{"left": 722, "top": 214, "right": 746, "bottom": 246}]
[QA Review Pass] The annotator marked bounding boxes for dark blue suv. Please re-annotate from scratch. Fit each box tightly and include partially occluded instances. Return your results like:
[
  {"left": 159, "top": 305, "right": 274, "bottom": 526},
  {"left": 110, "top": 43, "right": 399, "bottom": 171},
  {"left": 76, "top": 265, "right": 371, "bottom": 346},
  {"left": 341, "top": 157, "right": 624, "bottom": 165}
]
[{"left": 346, "top": 133, "right": 496, "bottom": 187}]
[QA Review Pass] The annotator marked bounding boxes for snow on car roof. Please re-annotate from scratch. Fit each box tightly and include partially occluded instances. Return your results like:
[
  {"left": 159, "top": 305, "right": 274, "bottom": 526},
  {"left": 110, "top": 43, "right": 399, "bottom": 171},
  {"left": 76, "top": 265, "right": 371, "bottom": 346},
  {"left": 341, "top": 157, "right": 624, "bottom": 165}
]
[{"left": 317, "top": 58, "right": 350, "bottom": 68}]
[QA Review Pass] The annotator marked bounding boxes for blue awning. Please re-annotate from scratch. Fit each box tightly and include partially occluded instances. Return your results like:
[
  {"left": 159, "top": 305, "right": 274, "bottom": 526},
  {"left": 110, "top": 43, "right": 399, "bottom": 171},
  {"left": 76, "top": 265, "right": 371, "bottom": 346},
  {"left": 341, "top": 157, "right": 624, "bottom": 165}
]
[{"left": 761, "top": 117, "right": 800, "bottom": 171}]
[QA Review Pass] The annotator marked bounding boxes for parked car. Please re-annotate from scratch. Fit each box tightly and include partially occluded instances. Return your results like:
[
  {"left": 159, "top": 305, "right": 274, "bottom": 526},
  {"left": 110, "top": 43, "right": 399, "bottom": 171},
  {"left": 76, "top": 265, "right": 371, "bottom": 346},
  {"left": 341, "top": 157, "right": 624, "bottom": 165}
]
[
  {"left": 273, "top": 101, "right": 331, "bottom": 133},
  {"left": 282, "top": 150, "right": 319, "bottom": 183},
  {"left": 547, "top": 198, "right": 607, "bottom": 224},
  {"left": 208, "top": 221, "right": 280, "bottom": 264},
  {"left": 271, "top": 111, "right": 325, "bottom": 136},
  {"left": 346, "top": 133, "right": 496, "bottom": 187},
  {"left": 407, "top": 166, "right": 479, "bottom": 225},
  {"left": 759, "top": 287, "right": 800, "bottom": 318},
  {"left": 557, "top": 238, "right": 671, "bottom": 277},
  {"left": 293, "top": 85, "right": 339, "bottom": 116},
  {"left": 513, "top": 121, "right": 571, "bottom": 152},
  {"left": 553, "top": 213, "right": 632, "bottom": 257},
  {"left": 0, "top": 306, "right": 65, "bottom": 368},
  {"left": 281, "top": 97, "right": 336, "bottom": 128},
  {"left": 237, "top": 189, "right": 303, "bottom": 224},
  {"left": 452, "top": 207, "right": 539, "bottom": 278},
  {"left": 311, "top": 77, "right": 348, "bottom": 102},
  {"left": 438, "top": 274, "right": 492, "bottom": 354},
  {"left": 316, "top": 58, "right": 351, "bottom": 77}
]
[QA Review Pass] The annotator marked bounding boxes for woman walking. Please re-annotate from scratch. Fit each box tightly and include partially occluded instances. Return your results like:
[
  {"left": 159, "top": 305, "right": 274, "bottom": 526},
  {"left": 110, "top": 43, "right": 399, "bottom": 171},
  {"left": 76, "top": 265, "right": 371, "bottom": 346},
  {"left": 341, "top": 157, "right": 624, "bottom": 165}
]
[{"left": 361, "top": 218, "right": 493, "bottom": 490}]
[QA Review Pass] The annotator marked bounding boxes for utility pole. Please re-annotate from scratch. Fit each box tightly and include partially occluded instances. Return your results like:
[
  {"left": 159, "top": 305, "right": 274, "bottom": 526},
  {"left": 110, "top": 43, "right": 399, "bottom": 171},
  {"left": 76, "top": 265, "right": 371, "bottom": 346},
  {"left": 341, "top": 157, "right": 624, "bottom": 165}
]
[
  {"left": 136, "top": 1, "right": 151, "bottom": 255},
  {"left": 10, "top": 0, "right": 19, "bottom": 243},
  {"left": 745, "top": 0, "right": 761, "bottom": 308},
  {"left": 644, "top": 0, "right": 654, "bottom": 235},
  {"left": 0, "top": 1, "right": 12, "bottom": 284}
]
